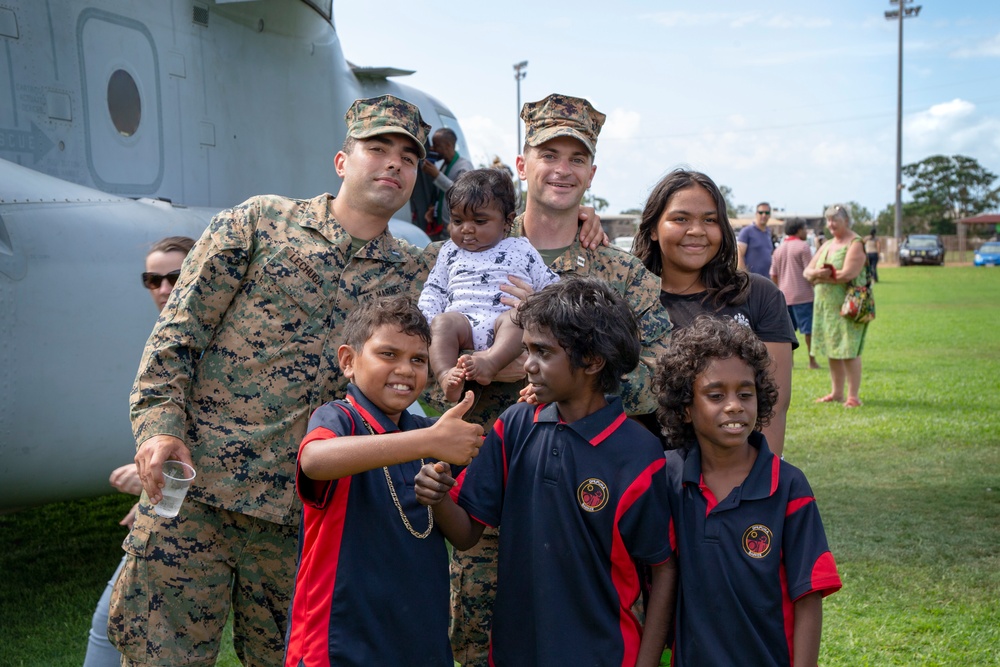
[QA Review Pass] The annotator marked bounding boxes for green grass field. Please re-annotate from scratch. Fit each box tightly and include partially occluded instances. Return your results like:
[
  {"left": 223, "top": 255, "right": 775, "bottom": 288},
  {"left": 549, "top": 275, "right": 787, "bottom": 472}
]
[{"left": 1, "top": 265, "right": 998, "bottom": 666}]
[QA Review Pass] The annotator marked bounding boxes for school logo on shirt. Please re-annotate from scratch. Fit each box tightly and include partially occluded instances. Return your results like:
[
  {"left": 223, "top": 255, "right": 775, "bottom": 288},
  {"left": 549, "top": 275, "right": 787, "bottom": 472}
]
[
  {"left": 742, "top": 524, "right": 773, "bottom": 558},
  {"left": 577, "top": 478, "right": 609, "bottom": 512}
]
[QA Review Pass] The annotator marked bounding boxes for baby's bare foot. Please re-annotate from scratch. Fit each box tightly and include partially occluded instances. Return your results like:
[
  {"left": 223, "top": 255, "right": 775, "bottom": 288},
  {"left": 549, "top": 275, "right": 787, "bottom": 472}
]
[
  {"left": 439, "top": 366, "right": 466, "bottom": 403},
  {"left": 461, "top": 352, "right": 503, "bottom": 386}
]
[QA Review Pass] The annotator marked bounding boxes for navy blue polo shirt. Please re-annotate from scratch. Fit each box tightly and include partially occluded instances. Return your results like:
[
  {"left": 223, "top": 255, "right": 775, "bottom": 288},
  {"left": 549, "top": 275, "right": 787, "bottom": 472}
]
[
  {"left": 665, "top": 432, "right": 842, "bottom": 666},
  {"left": 284, "top": 384, "right": 452, "bottom": 667},
  {"left": 453, "top": 398, "right": 673, "bottom": 667}
]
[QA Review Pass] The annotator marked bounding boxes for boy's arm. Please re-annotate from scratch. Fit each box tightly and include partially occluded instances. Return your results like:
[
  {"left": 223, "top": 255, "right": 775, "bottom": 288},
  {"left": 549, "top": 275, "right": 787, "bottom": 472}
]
[
  {"left": 635, "top": 559, "right": 677, "bottom": 667},
  {"left": 793, "top": 592, "right": 823, "bottom": 667},
  {"left": 300, "top": 392, "right": 483, "bottom": 480},
  {"left": 414, "top": 462, "right": 486, "bottom": 550}
]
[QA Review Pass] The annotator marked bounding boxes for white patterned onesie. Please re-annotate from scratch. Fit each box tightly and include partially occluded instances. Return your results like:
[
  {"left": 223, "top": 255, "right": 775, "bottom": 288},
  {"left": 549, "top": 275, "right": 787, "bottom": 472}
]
[{"left": 418, "top": 237, "right": 559, "bottom": 350}]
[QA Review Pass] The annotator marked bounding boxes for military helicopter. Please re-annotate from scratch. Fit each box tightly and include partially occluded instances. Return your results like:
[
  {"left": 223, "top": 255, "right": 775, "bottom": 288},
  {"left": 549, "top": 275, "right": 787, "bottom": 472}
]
[{"left": 0, "top": 0, "right": 468, "bottom": 510}]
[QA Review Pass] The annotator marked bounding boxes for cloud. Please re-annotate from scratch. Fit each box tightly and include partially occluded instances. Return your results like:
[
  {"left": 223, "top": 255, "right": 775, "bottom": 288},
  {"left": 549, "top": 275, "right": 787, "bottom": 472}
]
[
  {"left": 904, "top": 99, "right": 1000, "bottom": 163},
  {"left": 952, "top": 31, "right": 1000, "bottom": 58},
  {"left": 645, "top": 10, "right": 829, "bottom": 30},
  {"left": 644, "top": 11, "right": 737, "bottom": 28},
  {"left": 907, "top": 99, "right": 975, "bottom": 134},
  {"left": 762, "top": 14, "right": 831, "bottom": 29},
  {"left": 602, "top": 108, "right": 641, "bottom": 141}
]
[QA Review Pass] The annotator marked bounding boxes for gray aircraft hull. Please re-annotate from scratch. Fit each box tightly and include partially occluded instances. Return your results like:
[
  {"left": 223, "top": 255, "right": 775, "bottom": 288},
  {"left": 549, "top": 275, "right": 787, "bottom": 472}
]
[
  {"left": 0, "top": 159, "right": 214, "bottom": 509},
  {"left": 1, "top": 0, "right": 454, "bottom": 509}
]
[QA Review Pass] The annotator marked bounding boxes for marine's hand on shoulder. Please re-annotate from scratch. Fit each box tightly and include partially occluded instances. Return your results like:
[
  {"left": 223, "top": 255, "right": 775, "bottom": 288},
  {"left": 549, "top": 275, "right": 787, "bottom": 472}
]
[
  {"left": 415, "top": 461, "right": 455, "bottom": 506},
  {"left": 135, "top": 434, "right": 193, "bottom": 505},
  {"left": 109, "top": 463, "right": 143, "bottom": 496},
  {"left": 578, "top": 206, "right": 609, "bottom": 250},
  {"left": 428, "top": 391, "right": 484, "bottom": 465}
]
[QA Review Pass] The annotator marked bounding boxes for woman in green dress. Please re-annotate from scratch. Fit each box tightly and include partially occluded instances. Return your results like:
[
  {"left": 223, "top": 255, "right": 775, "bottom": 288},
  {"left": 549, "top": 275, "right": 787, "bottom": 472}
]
[{"left": 804, "top": 204, "right": 870, "bottom": 407}]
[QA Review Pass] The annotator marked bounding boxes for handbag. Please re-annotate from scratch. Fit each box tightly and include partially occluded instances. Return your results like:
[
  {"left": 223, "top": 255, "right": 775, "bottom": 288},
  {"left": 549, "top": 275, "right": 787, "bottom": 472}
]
[{"left": 840, "top": 252, "right": 876, "bottom": 324}]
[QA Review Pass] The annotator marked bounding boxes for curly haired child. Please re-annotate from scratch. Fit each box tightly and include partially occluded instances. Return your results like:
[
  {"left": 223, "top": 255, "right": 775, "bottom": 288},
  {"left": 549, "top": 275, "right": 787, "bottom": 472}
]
[{"left": 652, "top": 315, "right": 842, "bottom": 667}]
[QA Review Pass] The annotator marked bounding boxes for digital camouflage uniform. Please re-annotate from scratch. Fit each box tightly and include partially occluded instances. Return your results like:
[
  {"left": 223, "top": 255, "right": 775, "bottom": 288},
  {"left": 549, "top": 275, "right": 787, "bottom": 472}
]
[
  {"left": 109, "top": 96, "right": 431, "bottom": 667},
  {"left": 428, "top": 94, "right": 673, "bottom": 667}
]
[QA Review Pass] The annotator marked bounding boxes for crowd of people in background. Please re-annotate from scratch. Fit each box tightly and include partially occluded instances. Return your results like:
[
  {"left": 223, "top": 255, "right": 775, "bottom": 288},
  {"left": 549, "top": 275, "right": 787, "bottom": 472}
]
[{"left": 93, "top": 92, "right": 851, "bottom": 667}]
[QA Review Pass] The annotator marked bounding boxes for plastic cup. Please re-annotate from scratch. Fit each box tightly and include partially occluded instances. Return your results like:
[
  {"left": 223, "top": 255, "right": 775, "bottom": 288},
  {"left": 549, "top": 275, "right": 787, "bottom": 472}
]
[{"left": 154, "top": 461, "right": 196, "bottom": 518}]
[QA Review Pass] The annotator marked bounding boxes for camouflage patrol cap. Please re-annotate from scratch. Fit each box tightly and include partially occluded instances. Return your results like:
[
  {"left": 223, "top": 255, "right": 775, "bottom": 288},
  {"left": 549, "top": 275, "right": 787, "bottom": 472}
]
[
  {"left": 521, "top": 93, "right": 606, "bottom": 156},
  {"left": 345, "top": 95, "right": 431, "bottom": 159}
]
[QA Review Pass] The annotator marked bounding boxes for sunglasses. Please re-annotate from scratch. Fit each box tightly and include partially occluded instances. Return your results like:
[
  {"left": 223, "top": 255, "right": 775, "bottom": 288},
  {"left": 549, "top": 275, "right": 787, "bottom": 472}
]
[
  {"left": 757, "top": 210, "right": 771, "bottom": 215},
  {"left": 142, "top": 270, "right": 181, "bottom": 290}
]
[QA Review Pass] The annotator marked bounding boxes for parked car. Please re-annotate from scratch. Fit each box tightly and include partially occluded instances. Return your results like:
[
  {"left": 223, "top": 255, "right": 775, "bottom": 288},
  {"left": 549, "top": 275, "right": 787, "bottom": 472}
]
[
  {"left": 974, "top": 241, "right": 1000, "bottom": 267},
  {"left": 899, "top": 234, "right": 945, "bottom": 266}
]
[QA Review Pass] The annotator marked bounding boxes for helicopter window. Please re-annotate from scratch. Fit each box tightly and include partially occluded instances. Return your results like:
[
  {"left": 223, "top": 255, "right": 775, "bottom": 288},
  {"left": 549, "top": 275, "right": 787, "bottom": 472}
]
[{"left": 107, "top": 69, "right": 141, "bottom": 137}]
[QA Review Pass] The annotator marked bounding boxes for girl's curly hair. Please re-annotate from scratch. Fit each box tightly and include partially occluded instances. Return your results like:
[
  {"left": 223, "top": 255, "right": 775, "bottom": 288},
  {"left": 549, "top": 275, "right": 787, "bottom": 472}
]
[{"left": 652, "top": 315, "right": 778, "bottom": 450}]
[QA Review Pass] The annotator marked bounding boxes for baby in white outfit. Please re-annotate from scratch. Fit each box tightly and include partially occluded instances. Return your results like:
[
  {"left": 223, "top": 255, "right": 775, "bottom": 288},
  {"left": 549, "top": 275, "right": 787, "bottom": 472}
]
[{"left": 419, "top": 169, "right": 558, "bottom": 402}]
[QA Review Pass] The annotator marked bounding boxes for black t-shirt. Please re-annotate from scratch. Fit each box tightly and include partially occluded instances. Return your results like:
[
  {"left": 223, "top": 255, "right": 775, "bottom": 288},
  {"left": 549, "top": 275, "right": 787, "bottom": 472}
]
[{"left": 659, "top": 273, "right": 797, "bottom": 347}]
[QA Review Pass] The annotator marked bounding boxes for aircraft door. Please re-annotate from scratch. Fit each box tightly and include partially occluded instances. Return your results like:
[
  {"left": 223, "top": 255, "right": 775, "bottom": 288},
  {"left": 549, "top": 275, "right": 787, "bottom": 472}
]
[{"left": 78, "top": 9, "right": 163, "bottom": 194}]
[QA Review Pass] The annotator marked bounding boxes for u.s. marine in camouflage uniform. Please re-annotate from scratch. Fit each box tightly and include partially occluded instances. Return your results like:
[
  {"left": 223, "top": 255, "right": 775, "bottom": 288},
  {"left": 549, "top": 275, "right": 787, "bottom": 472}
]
[
  {"left": 439, "top": 93, "right": 673, "bottom": 667},
  {"left": 108, "top": 95, "right": 432, "bottom": 667}
]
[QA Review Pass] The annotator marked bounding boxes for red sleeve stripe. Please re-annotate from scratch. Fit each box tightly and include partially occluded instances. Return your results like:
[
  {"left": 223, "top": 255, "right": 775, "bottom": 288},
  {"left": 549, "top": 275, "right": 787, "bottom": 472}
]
[
  {"left": 590, "top": 411, "right": 627, "bottom": 446},
  {"left": 449, "top": 467, "right": 467, "bottom": 503},
  {"left": 493, "top": 417, "right": 509, "bottom": 486},
  {"left": 785, "top": 496, "right": 815, "bottom": 516},
  {"left": 296, "top": 427, "right": 337, "bottom": 506},
  {"left": 770, "top": 454, "right": 781, "bottom": 495},
  {"left": 466, "top": 511, "right": 497, "bottom": 529},
  {"left": 811, "top": 551, "right": 843, "bottom": 597},
  {"left": 610, "top": 457, "right": 667, "bottom": 666},
  {"left": 299, "top": 426, "right": 336, "bottom": 452}
]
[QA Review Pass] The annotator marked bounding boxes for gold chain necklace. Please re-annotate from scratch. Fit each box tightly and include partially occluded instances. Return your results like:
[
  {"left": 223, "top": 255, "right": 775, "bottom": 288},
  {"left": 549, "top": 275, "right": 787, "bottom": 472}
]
[{"left": 358, "top": 414, "right": 434, "bottom": 539}]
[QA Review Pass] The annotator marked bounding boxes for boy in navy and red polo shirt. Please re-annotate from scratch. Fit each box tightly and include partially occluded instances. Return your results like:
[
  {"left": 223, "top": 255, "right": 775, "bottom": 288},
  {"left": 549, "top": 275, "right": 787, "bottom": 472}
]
[
  {"left": 652, "top": 316, "right": 842, "bottom": 667},
  {"left": 415, "top": 277, "right": 676, "bottom": 667},
  {"left": 283, "top": 296, "right": 484, "bottom": 667}
]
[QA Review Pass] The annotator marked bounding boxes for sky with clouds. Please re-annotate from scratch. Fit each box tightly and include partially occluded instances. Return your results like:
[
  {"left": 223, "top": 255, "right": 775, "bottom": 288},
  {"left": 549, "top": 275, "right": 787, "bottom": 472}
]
[{"left": 335, "top": 1, "right": 1000, "bottom": 220}]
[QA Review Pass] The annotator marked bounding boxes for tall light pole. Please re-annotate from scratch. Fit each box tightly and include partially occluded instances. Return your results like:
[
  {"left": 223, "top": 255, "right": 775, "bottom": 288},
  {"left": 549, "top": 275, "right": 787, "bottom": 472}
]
[
  {"left": 513, "top": 60, "right": 528, "bottom": 201},
  {"left": 513, "top": 60, "right": 528, "bottom": 150},
  {"left": 885, "top": 0, "right": 922, "bottom": 245}
]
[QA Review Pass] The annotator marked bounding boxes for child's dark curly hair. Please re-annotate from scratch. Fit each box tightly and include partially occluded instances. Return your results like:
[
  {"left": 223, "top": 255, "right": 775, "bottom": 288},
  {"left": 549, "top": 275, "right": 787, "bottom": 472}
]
[
  {"left": 652, "top": 316, "right": 778, "bottom": 450},
  {"left": 513, "top": 277, "right": 640, "bottom": 394},
  {"left": 446, "top": 168, "right": 517, "bottom": 230}
]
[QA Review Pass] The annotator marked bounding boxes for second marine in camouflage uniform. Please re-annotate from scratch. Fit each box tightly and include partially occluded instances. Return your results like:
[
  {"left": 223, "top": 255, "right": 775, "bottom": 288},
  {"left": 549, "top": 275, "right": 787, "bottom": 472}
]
[
  {"left": 435, "top": 93, "right": 673, "bottom": 667},
  {"left": 109, "top": 96, "right": 432, "bottom": 667}
]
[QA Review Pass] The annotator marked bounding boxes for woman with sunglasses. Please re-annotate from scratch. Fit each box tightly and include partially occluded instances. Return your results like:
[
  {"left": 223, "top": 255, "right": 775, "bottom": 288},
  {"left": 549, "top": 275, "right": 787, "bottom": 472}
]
[
  {"left": 83, "top": 236, "right": 195, "bottom": 667},
  {"left": 631, "top": 170, "right": 796, "bottom": 457},
  {"left": 142, "top": 236, "right": 196, "bottom": 311}
]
